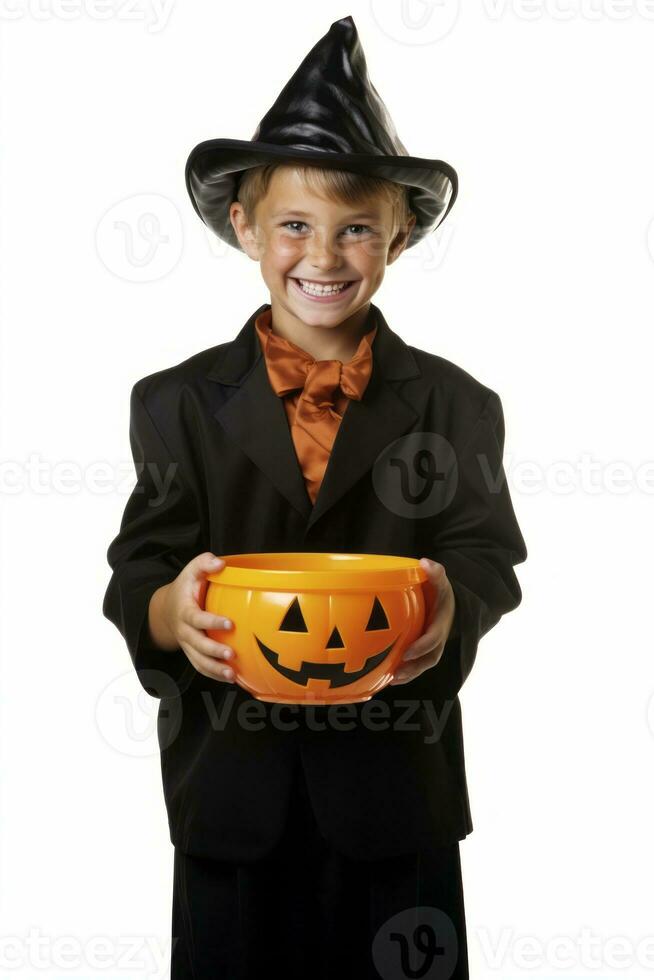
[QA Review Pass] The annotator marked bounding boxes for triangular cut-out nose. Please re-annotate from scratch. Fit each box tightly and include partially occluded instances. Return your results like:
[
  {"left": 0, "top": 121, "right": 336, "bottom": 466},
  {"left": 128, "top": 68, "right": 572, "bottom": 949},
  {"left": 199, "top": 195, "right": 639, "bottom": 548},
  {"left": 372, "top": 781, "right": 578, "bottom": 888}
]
[{"left": 326, "top": 626, "right": 345, "bottom": 649}]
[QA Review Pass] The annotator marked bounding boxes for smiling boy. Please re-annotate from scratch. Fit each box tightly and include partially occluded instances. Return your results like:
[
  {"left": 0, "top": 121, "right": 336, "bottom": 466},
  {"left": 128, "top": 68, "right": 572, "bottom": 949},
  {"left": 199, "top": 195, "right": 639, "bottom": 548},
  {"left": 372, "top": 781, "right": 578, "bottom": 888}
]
[
  {"left": 231, "top": 164, "right": 407, "bottom": 362},
  {"left": 103, "top": 16, "right": 527, "bottom": 980}
]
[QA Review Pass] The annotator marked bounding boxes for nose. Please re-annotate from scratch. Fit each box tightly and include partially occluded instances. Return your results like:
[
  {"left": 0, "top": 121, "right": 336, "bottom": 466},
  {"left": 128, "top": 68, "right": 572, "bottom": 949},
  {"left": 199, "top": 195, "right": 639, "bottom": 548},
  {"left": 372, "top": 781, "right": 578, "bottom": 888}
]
[{"left": 306, "top": 228, "right": 342, "bottom": 273}]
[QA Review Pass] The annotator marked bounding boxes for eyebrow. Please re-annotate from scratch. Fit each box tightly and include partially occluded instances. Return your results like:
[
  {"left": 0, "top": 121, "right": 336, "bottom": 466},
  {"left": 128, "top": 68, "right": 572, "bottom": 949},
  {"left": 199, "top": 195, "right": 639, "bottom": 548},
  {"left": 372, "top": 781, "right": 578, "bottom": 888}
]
[{"left": 271, "top": 210, "right": 381, "bottom": 220}]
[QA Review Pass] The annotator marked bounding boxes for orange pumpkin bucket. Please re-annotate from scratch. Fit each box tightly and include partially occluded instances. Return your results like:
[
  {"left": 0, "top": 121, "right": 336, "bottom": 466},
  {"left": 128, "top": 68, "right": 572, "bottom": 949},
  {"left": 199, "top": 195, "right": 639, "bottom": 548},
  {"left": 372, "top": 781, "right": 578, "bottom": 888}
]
[{"left": 204, "top": 552, "right": 429, "bottom": 705}]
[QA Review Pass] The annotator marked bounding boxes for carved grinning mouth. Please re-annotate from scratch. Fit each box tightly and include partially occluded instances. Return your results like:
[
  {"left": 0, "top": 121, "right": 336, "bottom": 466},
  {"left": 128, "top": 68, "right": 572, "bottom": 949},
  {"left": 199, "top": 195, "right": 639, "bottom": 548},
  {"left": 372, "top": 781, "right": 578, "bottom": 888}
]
[{"left": 254, "top": 636, "right": 396, "bottom": 689}]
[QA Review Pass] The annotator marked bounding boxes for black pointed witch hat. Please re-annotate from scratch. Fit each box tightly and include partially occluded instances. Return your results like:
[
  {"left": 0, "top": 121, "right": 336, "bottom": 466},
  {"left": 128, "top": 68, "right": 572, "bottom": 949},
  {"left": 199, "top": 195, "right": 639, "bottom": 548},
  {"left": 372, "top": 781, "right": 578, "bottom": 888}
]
[{"left": 185, "top": 14, "right": 458, "bottom": 252}]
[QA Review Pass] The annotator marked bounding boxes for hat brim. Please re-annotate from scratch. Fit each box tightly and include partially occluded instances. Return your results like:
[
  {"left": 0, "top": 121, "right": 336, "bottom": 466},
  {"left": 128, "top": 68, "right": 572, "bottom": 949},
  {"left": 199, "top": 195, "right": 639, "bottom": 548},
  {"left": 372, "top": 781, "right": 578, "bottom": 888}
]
[{"left": 185, "top": 139, "right": 458, "bottom": 251}]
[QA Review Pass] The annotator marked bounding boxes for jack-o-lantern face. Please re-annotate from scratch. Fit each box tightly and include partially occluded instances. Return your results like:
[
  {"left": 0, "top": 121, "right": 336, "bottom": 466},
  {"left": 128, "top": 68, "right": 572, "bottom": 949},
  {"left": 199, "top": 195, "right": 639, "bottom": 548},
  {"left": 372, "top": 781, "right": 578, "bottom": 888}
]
[
  {"left": 205, "top": 557, "right": 427, "bottom": 705},
  {"left": 255, "top": 594, "right": 397, "bottom": 689},
  {"left": 243, "top": 586, "right": 420, "bottom": 701}
]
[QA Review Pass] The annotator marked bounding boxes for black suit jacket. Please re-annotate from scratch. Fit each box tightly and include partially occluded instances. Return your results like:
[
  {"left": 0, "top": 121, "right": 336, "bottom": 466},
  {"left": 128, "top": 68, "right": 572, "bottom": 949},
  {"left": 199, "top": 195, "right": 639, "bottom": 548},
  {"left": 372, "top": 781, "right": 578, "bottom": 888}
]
[{"left": 102, "top": 301, "right": 527, "bottom": 862}]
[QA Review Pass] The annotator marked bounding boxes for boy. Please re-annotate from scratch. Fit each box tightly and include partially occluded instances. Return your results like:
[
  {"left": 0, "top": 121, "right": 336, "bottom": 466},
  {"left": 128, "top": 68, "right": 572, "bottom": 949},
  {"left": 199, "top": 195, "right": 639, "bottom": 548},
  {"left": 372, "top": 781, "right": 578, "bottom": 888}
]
[{"left": 103, "top": 15, "right": 527, "bottom": 980}]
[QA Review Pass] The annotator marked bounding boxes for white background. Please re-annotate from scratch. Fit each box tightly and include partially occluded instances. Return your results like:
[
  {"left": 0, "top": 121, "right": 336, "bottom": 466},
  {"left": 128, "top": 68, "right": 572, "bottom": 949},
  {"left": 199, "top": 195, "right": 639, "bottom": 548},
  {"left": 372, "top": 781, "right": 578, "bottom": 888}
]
[{"left": 1, "top": 1, "right": 653, "bottom": 978}]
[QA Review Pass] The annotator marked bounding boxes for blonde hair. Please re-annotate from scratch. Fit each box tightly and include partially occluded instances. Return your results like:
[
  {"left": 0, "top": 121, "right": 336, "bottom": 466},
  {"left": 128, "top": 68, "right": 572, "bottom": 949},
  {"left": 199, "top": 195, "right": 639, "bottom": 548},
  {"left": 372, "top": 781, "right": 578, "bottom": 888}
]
[{"left": 236, "top": 161, "right": 414, "bottom": 240}]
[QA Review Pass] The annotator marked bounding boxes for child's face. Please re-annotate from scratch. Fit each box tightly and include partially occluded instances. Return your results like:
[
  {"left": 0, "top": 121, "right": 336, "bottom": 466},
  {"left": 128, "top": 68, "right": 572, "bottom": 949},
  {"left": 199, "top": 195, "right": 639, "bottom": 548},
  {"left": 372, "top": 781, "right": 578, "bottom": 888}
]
[{"left": 230, "top": 166, "right": 415, "bottom": 329}]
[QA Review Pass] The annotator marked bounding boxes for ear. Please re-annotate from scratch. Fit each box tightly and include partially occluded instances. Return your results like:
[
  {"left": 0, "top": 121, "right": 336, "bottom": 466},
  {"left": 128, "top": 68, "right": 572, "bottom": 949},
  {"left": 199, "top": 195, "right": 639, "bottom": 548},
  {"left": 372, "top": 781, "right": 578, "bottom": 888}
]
[
  {"left": 387, "top": 212, "right": 417, "bottom": 265},
  {"left": 229, "top": 201, "right": 262, "bottom": 261}
]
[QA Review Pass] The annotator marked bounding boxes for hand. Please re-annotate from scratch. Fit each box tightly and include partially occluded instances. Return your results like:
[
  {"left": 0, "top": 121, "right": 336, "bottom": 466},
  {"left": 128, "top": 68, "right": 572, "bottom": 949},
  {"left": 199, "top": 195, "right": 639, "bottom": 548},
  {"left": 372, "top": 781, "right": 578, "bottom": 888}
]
[
  {"left": 148, "top": 552, "right": 236, "bottom": 684},
  {"left": 388, "top": 557, "right": 456, "bottom": 686}
]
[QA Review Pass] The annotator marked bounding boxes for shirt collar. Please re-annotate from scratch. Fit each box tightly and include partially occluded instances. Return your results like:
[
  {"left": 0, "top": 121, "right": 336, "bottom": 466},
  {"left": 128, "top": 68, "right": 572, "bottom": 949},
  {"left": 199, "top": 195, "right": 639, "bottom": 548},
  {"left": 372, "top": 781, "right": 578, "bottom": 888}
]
[{"left": 254, "top": 306, "right": 378, "bottom": 400}]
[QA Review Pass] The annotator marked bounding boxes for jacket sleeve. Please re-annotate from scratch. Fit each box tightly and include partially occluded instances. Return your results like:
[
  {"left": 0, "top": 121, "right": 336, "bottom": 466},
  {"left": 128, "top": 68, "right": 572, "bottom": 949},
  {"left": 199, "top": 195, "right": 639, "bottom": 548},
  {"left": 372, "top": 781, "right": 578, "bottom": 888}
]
[
  {"left": 426, "top": 389, "right": 528, "bottom": 698},
  {"left": 102, "top": 382, "right": 203, "bottom": 699}
]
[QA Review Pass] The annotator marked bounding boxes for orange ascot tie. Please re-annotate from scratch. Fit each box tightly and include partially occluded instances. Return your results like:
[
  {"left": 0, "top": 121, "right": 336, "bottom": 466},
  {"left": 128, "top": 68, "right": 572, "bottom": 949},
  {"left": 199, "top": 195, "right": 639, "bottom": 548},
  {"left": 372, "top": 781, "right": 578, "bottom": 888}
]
[{"left": 254, "top": 308, "right": 377, "bottom": 504}]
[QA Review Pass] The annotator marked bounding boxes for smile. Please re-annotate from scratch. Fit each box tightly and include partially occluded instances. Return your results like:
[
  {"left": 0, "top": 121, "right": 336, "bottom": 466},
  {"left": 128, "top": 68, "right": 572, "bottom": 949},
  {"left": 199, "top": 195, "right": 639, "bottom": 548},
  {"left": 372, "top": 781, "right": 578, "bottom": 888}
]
[
  {"left": 255, "top": 636, "right": 396, "bottom": 688},
  {"left": 289, "top": 277, "right": 357, "bottom": 303}
]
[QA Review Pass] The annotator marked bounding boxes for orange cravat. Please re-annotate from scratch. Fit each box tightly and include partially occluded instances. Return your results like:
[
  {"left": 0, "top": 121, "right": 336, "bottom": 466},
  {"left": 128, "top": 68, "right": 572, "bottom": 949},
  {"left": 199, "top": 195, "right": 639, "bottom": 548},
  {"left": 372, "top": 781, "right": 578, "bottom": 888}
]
[{"left": 254, "top": 307, "right": 377, "bottom": 504}]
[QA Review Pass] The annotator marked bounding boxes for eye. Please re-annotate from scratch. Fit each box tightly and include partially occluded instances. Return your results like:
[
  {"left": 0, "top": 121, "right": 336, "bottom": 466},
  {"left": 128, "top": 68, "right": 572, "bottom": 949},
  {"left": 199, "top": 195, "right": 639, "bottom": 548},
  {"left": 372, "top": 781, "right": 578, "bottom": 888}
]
[
  {"left": 280, "top": 597, "right": 308, "bottom": 632},
  {"left": 281, "top": 222, "right": 373, "bottom": 236},
  {"left": 365, "top": 597, "right": 389, "bottom": 631}
]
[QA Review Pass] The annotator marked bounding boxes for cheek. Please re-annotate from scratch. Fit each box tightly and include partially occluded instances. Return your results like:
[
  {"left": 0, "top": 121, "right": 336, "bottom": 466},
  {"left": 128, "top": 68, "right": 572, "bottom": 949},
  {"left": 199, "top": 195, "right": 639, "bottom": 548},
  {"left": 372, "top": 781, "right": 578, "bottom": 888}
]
[
  {"left": 260, "top": 255, "right": 290, "bottom": 284},
  {"left": 351, "top": 241, "right": 385, "bottom": 274},
  {"left": 267, "top": 234, "right": 304, "bottom": 267}
]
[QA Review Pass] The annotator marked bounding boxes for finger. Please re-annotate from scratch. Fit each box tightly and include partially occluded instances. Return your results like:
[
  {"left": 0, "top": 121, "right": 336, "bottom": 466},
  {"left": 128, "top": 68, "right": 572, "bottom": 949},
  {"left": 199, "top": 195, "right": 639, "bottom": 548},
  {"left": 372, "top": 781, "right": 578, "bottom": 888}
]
[
  {"left": 388, "top": 668, "right": 414, "bottom": 686},
  {"left": 391, "top": 648, "right": 441, "bottom": 684},
  {"left": 404, "top": 618, "right": 450, "bottom": 659},
  {"left": 403, "top": 632, "right": 438, "bottom": 661},
  {"left": 184, "top": 646, "right": 235, "bottom": 683},
  {"left": 179, "top": 624, "right": 235, "bottom": 662},
  {"left": 186, "top": 607, "right": 234, "bottom": 633}
]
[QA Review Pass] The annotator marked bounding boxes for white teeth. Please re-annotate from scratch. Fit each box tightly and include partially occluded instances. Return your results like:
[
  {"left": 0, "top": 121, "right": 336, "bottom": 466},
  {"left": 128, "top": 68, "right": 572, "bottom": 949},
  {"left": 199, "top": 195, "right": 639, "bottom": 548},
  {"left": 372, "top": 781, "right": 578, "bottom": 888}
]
[{"left": 297, "top": 279, "right": 350, "bottom": 296}]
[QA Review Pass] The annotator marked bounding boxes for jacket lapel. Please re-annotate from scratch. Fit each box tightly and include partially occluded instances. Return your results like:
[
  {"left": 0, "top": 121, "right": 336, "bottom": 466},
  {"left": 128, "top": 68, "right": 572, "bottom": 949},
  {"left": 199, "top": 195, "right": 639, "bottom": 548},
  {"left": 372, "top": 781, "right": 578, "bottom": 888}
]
[{"left": 206, "top": 303, "right": 422, "bottom": 533}]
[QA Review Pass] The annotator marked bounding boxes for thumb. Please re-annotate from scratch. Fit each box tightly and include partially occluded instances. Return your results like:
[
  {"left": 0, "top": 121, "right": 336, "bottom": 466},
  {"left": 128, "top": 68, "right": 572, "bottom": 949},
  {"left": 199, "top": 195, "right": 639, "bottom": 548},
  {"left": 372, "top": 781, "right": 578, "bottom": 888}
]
[
  {"left": 419, "top": 557, "right": 446, "bottom": 591},
  {"left": 187, "top": 552, "right": 225, "bottom": 606},
  {"left": 419, "top": 556, "right": 443, "bottom": 576},
  {"left": 189, "top": 552, "right": 225, "bottom": 579}
]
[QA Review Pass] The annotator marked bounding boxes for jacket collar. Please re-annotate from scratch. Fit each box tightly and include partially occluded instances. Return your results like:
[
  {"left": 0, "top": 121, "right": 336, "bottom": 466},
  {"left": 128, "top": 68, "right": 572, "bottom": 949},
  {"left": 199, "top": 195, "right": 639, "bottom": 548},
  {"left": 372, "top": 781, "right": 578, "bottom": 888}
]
[{"left": 206, "top": 302, "right": 422, "bottom": 534}]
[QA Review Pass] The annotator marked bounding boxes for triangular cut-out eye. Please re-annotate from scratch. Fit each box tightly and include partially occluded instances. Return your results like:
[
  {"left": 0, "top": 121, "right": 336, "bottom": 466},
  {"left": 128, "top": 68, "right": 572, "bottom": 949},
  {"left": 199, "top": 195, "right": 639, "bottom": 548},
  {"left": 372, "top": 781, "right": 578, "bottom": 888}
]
[
  {"left": 280, "top": 597, "right": 308, "bottom": 632},
  {"left": 366, "top": 596, "right": 389, "bottom": 631}
]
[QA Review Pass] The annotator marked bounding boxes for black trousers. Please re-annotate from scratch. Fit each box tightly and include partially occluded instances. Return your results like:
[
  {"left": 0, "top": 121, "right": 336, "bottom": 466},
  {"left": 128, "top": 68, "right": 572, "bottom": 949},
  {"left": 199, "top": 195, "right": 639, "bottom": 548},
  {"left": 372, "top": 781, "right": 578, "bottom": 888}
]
[{"left": 171, "top": 758, "right": 469, "bottom": 979}]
